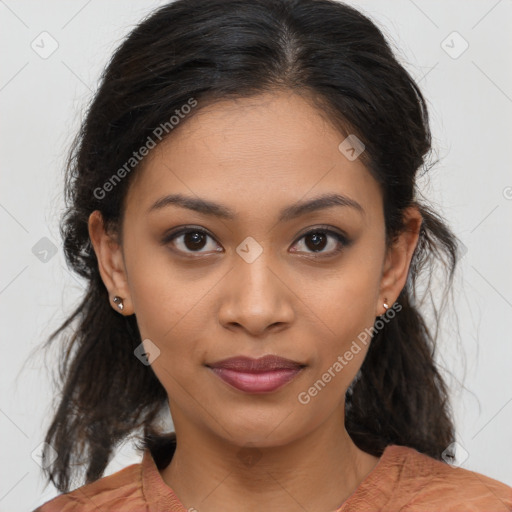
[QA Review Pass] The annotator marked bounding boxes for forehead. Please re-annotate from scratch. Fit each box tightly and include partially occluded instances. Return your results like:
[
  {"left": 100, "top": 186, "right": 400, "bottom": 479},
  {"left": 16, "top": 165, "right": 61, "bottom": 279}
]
[{"left": 124, "top": 91, "right": 382, "bottom": 224}]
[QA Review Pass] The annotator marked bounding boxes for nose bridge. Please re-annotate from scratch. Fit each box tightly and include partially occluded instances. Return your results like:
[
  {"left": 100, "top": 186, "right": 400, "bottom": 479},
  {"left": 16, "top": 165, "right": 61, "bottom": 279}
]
[
  {"left": 219, "top": 235, "right": 293, "bottom": 332},
  {"left": 234, "top": 236, "right": 280, "bottom": 303}
]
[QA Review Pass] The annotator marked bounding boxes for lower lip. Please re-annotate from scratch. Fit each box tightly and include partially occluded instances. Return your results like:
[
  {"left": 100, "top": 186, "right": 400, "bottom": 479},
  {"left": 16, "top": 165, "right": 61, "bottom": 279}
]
[{"left": 209, "top": 367, "right": 303, "bottom": 393}]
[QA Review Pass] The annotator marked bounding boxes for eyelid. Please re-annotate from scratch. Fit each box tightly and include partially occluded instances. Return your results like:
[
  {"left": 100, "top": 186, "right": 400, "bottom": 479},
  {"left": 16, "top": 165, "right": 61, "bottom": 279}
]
[
  {"left": 290, "top": 225, "right": 350, "bottom": 257},
  {"left": 161, "top": 225, "right": 221, "bottom": 257},
  {"left": 292, "top": 224, "right": 349, "bottom": 243},
  {"left": 161, "top": 225, "right": 216, "bottom": 245}
]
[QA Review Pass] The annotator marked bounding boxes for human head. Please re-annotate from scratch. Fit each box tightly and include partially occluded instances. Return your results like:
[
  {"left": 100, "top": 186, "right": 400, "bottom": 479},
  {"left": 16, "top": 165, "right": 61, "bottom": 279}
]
[{"left": 42, "top": 0, "right": 458, "bottom": 492}]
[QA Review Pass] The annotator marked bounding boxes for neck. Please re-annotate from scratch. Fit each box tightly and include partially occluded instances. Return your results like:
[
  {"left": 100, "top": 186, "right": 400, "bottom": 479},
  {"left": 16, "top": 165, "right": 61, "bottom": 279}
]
[{"left": 159, "top": 407, "right": 380, "bottom": 512}]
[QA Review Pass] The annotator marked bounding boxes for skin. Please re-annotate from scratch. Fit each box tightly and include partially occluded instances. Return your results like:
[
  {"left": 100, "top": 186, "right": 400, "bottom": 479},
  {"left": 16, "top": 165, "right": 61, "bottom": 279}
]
[{"left": 89, "top": 90, "right": 422, "bottom": 512}]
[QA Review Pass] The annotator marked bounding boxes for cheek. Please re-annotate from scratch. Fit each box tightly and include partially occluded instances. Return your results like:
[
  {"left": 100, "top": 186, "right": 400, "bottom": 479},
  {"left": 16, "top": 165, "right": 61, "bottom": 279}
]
[
  {"left": 134, "top": 288, "right": 207, "bottom": 409},
  {"left": 132, "top": 279, "right": 208, "bottom": 363},
  {"left": 124, "top": 236, "right": 206, "bottom": 339},
  {"left": 311, "top": 257, "right": 382, "bottom": 377}
]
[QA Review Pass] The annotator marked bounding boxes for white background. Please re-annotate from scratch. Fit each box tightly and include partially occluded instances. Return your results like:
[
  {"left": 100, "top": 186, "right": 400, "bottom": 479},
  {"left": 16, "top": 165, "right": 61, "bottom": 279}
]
[{"left": 1, "top": 1, "right": 511, "bottom": 510}]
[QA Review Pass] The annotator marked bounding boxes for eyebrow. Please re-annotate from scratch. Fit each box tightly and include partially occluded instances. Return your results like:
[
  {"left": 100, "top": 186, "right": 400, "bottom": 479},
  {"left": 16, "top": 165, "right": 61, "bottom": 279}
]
[{"left": 147, "top": 192, "right": 365, "bottom": 221}]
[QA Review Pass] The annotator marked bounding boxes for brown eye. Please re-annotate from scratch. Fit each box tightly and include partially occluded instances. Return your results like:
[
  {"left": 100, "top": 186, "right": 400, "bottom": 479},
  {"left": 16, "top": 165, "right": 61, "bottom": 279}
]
[
  {"left": 162, "top": 225, "right": 350, "bottom": 258},
  {"left": 183, "top": 231, "right": 207, "bottom": 251},
  {"left": 291, "top": 228, "right": 349, "bottom": 257},
  {"left": 162, "top": 227, "right": 222, "bottom": 255},
  {"left": 304, "top": 232, "right": 328, "bottom": 252}
]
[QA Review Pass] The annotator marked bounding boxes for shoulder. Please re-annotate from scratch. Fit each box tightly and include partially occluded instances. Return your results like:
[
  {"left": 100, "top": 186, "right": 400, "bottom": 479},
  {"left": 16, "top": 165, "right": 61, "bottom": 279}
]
[
  {"left": 32, "top": 461, "right": 145, "bottom": 512},
  {"left": 387, "top": 445, "right": 512, "bottom": 511}
]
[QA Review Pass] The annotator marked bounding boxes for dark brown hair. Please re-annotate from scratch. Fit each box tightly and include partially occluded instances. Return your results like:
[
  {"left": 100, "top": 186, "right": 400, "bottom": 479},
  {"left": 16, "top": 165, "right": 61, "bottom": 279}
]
[{"left": 38, "top": 0, "right": 461, "bottom": 493}]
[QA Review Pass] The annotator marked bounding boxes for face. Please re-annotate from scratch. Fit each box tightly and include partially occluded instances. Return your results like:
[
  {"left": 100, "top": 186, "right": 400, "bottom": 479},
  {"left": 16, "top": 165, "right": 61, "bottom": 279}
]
[{"left": 89, "top": 90, "right": 420, "bottom": 448}]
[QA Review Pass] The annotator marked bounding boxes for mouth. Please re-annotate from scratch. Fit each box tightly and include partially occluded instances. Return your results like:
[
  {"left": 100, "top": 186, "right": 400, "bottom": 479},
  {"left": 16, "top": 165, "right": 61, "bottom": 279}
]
[{"left": 206, "top": 354, "right": 306, "bottom": 394}]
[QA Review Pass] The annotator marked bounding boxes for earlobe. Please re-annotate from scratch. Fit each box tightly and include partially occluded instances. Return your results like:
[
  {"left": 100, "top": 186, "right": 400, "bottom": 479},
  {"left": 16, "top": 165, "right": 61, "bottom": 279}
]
[
  {"left": 88, "top": 210, "right": 134, "bottom": 315},
  {"left": 377, "top": 206, "right": 422, "bottom": 316}
]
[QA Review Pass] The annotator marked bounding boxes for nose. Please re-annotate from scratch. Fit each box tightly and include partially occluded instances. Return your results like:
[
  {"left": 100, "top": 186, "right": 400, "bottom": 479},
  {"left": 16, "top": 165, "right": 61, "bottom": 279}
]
[{"left": 217, "top": 251, "right": 295, "bottom": 337}]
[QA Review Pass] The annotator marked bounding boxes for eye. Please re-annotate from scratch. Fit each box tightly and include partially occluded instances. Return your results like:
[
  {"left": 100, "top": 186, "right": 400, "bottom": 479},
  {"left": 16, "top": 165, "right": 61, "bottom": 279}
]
[
  {"left": 291, "top": 226, "right": 349, "bottom": 257},
  {"left": 162, "top": 225, "right": 350, "bottom": 258},
  {"left": 162, "top": 227, "right": 222, "bottom": 256}
]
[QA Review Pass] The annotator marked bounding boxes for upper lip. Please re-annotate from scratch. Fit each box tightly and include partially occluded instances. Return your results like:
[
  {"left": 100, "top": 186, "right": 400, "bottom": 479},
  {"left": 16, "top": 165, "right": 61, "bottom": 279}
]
[{"left": 207, "top": 355, "right": 305, "bottom": 372}]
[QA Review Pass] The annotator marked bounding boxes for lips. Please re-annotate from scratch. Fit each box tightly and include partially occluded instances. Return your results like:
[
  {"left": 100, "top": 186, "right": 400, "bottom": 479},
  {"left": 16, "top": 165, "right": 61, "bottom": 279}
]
[
  {"left": 207, "top": 355, "right": 305, "bottom": 393},
  {"left": 208, "top": 355, "right": 304, "bottom": 372}
]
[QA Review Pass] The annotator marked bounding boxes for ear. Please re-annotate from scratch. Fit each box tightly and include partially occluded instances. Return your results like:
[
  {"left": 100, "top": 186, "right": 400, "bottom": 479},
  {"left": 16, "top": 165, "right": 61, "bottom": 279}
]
[
  {"left": 377, "top": 205, "right": 422, "bottom": 316},
  {"left": 88, "top": 210, "right": 134, "bottom": 315}
]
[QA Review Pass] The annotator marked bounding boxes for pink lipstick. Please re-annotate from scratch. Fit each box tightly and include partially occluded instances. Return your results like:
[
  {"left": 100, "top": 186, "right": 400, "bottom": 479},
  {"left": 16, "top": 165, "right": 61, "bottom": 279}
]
[{"left": 207, "top": 354, "right": 305, "bottom": 393}]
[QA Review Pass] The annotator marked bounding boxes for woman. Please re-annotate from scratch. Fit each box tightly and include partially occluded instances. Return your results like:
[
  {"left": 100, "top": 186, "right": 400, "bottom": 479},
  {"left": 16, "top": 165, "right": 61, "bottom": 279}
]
[{"left": 33, "top": 0, "right": 512, "bottom": 510}]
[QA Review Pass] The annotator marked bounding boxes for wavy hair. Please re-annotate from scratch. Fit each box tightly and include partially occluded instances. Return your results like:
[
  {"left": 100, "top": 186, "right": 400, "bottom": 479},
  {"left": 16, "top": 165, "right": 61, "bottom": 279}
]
[{"left": 37, "top": 0, "right": 461, "bottom": 492}]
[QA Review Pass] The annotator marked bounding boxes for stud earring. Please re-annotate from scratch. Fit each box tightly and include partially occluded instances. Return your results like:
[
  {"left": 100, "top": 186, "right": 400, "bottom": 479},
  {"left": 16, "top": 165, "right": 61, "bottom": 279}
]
[
  {"left": 383, "top": 299, "right": 389, "bottom": 311},
  {"left": 113, "top": 295, "right": 124, "bottom": 311}
]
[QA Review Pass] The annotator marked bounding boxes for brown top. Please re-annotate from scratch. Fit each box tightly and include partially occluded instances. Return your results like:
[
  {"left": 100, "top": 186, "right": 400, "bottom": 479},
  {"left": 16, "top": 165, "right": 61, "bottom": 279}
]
[{"left": 34, "top": 443, "right": 512, "bottom": 511}]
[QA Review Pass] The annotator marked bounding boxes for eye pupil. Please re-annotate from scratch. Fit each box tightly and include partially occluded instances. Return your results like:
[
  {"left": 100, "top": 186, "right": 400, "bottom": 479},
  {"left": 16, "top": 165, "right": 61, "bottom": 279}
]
[
  {"left": 306, "top": 232, "right": 327, "bottom": 252},
  {"left": 184, "top": 231, "right": 207, "bottom": 250}
]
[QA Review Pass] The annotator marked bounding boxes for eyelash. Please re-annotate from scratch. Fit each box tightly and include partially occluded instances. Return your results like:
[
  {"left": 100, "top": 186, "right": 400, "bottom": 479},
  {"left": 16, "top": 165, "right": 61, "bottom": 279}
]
[{"left": 161, "top": 225, "right": 350, "bottom": 258}]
